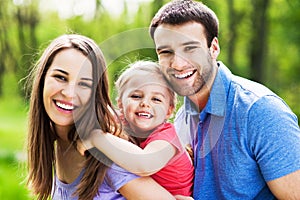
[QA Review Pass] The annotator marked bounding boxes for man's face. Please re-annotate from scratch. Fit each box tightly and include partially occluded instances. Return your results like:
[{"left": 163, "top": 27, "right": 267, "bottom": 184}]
[{"left": 153, "top": 21, "right": 219, "bottom": 96}]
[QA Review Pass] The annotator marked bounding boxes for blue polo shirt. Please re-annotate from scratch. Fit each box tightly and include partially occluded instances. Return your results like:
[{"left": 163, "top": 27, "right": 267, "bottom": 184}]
[{"left": 174, "top": 62, "right": 300, "bottom": 199}]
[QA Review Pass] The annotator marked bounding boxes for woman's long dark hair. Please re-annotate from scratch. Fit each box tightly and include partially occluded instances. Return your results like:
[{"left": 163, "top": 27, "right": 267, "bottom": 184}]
[{"left": 26, "top": 34, "right": 119, "bottom": 200}]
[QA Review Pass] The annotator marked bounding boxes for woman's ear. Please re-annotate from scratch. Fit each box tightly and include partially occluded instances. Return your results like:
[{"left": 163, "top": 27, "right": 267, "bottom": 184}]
[{"left": 209, "top": 37, "right": 220, "bottom": 60}]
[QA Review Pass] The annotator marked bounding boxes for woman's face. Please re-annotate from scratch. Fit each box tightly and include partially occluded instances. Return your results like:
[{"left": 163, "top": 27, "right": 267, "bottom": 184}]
[{"left": 43, "top": 48, "right": 93, "bottom": 131}]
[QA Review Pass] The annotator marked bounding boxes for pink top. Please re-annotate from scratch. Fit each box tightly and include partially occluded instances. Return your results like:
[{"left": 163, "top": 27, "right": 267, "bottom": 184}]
[{"left": 140, "top": 122, "right": 194, "bottom": 196}]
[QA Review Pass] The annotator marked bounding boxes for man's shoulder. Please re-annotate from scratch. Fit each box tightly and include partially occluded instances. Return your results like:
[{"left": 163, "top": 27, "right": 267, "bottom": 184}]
[
  {"left": 218, "top": 62, "right": 275, "bottom": 99},
  {"left": 231, "top": 75, "right": 274, "bottom": 98}
]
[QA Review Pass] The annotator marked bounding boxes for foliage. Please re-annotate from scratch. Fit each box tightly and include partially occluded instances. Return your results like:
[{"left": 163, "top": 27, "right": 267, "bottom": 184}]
[
  {"left": 0, "top": 0, "right": 299, "bottom": 199},
  {"left": 0, "top": 73, "right": 30, "bottom": 199}
]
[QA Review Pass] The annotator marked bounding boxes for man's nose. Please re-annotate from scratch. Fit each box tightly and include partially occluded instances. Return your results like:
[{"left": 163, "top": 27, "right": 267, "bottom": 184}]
[{"left": 171, "top": 53, "right": 189, "bottom": 71}]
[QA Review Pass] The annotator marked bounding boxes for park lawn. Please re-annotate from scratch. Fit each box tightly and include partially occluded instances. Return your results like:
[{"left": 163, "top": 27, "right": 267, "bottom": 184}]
[
  {"left": 0, "top": 90, "right": 31, "bottom": 199},
  {"left": 0, "top": 157, "right": 30, "bottom": 199}
]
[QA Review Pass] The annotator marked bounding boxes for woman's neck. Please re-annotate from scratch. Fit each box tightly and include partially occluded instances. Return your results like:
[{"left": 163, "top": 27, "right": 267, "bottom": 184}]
[
  {"left": 54, "top": 126, "right": 70, "bottom": 141},
  {"left": 55, "top": 137, "right": 85, "bottom": 184}
]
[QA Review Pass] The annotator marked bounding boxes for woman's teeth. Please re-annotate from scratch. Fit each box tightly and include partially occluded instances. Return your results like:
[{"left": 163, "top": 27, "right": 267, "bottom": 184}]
[{"left": 56, "top": 101, "right": 74, "bottom": 111}]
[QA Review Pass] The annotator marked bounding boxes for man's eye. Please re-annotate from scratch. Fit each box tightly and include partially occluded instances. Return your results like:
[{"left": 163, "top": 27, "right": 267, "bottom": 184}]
[
  {"left": 185, "top": 46, "right": 197, "bottom": 51},
  {"left": 158, "top": 50, "right": 173, "bottom": 55}
]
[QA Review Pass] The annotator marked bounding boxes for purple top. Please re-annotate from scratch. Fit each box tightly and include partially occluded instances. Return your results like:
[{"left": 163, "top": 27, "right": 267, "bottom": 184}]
[{"left": 52, "top": 164, "right": 139, "bottom": 200}]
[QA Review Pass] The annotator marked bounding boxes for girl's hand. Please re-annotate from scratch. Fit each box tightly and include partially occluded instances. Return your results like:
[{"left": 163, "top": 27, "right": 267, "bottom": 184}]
[
  {"left": 76, "top": 130, "right": 101, "bottom": 156},
  {"left": 76, "top": 139, "right": 89, "bottom": 156}
]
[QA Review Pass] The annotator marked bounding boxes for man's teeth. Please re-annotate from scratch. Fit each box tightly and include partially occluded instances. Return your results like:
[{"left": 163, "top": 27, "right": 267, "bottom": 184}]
[
  {"left": 56, "top": 101, "right": 74, "bottom": 110},
  {"left": 138, "top": 112, "right": 151, "bottom": 118},
  {"left": 174, "top": 71, "right": 194, "bottom": 79}
]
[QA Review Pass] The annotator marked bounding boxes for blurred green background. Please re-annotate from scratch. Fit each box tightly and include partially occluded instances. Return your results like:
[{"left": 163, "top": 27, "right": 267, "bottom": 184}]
[{"left": 0, "top": 0, "right": 299, "bottom": 199}]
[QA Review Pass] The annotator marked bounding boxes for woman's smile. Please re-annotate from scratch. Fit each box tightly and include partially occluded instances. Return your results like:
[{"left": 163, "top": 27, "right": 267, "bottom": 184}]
[{"left": 54, "top": 100, "right": 77, "bottom": 112}]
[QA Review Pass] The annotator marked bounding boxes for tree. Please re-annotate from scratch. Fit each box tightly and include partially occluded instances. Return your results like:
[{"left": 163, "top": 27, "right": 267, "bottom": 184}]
[
  {"left": 249, "top": 0, "right": 271, "bottom": 83},
  {"left": 226, "top": 0, "right": 245, "bottom": 71},
  {"left": 15, "top": 0, "right": 39, "bottom": 96}
]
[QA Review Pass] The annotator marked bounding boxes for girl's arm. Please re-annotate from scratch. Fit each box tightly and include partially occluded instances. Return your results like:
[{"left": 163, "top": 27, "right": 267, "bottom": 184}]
[
  {"left": 79, "top": 129, "right": 176, "bottom": 176},
  {"left": 119, "top": 176, "right": 175, "bottom": 200}
]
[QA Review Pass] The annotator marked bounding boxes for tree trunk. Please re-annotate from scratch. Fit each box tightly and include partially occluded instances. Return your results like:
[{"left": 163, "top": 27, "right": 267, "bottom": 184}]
[
  {"left": 249, "top": 0, "right": 270, "bottom": 83},
  {"left": 227, "top": 0, "right": 237, "bottom": 70}
]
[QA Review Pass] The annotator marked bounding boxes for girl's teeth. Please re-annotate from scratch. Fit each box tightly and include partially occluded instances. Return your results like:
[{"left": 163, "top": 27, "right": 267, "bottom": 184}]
[{"left": 138, "top": 113, "right": 151, "bottom": 118}]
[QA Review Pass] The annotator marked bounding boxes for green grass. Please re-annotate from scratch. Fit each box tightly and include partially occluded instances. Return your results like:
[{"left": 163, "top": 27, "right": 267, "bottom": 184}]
[
  {"left": 0, "top": 98, "right": 28, "bottom": 151},
  {"left": 0, "top": 157, "right": 30, "bottom": 199},
  {"left": 0, "top": 73, "right": 31, "bottom": 200}
]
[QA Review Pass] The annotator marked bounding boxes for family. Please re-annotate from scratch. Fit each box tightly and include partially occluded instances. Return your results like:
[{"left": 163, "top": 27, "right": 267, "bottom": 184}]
[{"left": 25, "top": 0, "right": 300, "bottom": 199}]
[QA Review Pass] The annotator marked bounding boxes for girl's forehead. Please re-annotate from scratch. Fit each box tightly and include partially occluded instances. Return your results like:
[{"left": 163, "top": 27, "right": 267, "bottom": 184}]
[{"left": 126, "top": 70, "right": 167, "bottom": 87}]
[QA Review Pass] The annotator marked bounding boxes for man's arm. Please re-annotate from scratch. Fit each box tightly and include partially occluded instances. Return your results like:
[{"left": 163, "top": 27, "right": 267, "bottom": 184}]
[{"left": 267, "top": 169, "right": 300, "bottom": 199}]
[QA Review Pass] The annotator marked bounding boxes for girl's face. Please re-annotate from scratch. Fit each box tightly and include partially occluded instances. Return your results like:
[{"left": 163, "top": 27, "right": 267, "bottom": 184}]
[
  {"left": 43, "top": 48, "right": 93, "bottom": 132},
  {"left": 119, "top": 71, "right": 173, "bottom": 138}
]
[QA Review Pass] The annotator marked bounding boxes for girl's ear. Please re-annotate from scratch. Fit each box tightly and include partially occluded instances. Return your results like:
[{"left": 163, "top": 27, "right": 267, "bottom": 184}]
[
  {"left": 165, "top": 105, "right": 175, "bottom": 120},
  {"left": 117, "top": 99, "right": 123, "bottom": 113}
]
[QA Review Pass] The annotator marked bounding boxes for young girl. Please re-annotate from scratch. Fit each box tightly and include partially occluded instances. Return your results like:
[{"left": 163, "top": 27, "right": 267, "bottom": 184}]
[
  {"left": 26, "top": 34, "right": 177, "bottom": 200},
  {"left": 79, "top": 61, "right": 194, "bottom": 196}
]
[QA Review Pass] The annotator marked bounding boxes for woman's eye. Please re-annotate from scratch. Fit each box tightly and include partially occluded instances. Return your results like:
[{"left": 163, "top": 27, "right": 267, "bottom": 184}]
[
  {"left": 79, "top": 82, "right": 92, "bottom": 88},
  {"left": 53, "top": 74, "right": 66, "bottom": 81}
]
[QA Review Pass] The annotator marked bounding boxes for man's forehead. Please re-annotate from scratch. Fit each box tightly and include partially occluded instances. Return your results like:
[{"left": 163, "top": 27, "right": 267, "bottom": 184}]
[{"left": 154, "top": 23, "right": 206, "bottom": 46}]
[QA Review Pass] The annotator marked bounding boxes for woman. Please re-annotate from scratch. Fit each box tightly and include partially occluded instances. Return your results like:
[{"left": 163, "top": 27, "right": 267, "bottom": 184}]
[{"left": 26, "top": 34, "right": 176, "bottom": 200}]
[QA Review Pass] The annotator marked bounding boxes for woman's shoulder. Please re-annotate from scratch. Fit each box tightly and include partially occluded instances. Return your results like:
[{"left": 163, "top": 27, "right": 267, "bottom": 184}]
[{"left": 106, "top": 163, "right": 139, "bottom": 183}]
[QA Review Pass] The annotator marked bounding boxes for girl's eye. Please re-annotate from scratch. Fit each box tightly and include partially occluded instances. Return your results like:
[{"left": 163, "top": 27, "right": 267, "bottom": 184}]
[
  {"left": 152, "top": 97, "right": 162, "bottom": 102},
  {"left": 130, "top": 94, "right": 141, "bottom": 99}
]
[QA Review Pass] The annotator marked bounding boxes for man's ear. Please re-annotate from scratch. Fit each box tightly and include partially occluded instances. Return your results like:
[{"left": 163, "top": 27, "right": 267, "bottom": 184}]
[{"left": 209, "top": 37, "right": 220, "bottom": 59}]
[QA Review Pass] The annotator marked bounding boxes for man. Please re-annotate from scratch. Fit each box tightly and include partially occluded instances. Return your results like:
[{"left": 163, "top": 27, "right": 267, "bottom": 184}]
[{"left": 149, "top": 0, "right": 300, "bottom": 199}]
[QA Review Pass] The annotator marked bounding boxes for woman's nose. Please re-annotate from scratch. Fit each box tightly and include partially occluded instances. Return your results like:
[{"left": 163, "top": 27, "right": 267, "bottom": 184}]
[{"left": 61, "top": 84, "right": 76, "bottom": 98}]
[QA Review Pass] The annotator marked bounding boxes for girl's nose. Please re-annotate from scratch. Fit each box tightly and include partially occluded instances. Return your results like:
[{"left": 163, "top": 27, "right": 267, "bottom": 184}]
[{"left": 140, "top": 99, "right": 150, "bottom": 107}]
